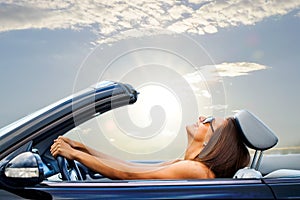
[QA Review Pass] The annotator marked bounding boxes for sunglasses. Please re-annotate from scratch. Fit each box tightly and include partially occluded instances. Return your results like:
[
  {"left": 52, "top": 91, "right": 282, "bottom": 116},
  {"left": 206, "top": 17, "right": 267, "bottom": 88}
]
[{"left": 202, "top": 116, "right": 215, "bottom": 133}]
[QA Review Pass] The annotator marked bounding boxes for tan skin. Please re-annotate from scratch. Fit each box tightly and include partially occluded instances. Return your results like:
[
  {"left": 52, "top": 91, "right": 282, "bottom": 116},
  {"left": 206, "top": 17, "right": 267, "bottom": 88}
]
[{"left": 50, "top": 116, "right": 225, "bottom": 180}]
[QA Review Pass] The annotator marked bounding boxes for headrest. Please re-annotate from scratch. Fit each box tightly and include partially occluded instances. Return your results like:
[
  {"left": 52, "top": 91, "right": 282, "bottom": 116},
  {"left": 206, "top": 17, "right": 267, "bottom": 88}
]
[{"left": 234, "top": 110, "right": 278, "bottom": 151}]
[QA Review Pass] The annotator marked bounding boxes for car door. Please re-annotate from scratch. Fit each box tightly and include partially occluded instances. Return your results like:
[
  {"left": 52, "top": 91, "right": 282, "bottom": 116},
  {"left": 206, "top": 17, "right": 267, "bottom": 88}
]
[
  {"left": 264, "top": 178, "right": 300, "bottom": 199},
  {"left": 5, "top": 179, "right": 275, "bottom": 199}
]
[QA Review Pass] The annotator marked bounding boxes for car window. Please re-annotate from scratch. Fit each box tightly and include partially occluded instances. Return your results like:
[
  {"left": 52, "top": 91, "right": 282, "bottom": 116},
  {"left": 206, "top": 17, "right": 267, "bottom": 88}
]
[{"left": 65, "top": 109, "right": 186, "bottom": 161}]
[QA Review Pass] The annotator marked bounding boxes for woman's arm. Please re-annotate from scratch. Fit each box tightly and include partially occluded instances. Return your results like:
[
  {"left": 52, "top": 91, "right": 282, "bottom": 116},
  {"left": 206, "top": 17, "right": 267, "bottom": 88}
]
[
  {"left": 56, "top": 136, "right": 181, "bottom": 168},
  {"left": 72, "top": 152, "right": 209, "bottom": 180},
  {"left": 50, "top": 137, "right": 209, "bottom": 179}
]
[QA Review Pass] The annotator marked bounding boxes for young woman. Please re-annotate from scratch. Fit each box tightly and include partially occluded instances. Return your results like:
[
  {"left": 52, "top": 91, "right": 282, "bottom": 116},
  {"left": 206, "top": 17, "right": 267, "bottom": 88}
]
[{"left": 50, "top": 116, "right": 250, "bottom": 179}]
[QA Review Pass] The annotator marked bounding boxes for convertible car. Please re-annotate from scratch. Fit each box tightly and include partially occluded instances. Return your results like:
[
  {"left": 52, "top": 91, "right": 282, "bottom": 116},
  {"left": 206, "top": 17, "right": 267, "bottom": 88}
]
[{"left": 0, "top": 81, "right": 300, "bottom": 199}]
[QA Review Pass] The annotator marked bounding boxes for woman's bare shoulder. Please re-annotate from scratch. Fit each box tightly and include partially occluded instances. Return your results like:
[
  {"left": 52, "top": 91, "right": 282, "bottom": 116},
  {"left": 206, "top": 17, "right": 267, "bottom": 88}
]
[{"left": 172, "top": 160, "right": 215, "bottom": 179}]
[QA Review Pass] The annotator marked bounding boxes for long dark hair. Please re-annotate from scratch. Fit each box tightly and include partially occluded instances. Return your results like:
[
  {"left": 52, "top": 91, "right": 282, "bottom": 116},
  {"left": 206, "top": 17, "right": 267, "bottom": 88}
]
[{"left": 198, "top": 117, "right": 250, "bottom": 178}]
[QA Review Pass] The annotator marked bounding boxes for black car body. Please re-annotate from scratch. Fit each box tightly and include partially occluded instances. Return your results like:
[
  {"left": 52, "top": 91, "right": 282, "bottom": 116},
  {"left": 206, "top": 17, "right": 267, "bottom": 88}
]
[{"left": 0, "top": 81, "right": 300, "bottom": 199}]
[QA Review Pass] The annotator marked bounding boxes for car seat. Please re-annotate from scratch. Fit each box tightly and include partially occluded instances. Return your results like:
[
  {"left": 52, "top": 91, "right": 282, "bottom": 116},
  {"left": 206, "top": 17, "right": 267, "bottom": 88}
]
[{"left": 232, "top": 110, "right": 278, "bottom": 179}]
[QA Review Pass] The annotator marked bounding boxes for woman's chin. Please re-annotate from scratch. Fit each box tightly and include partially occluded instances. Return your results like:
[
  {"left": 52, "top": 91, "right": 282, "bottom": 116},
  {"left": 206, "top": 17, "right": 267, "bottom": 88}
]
[{"left": 185, "top": 124, "right": 194, "bottom": 132}]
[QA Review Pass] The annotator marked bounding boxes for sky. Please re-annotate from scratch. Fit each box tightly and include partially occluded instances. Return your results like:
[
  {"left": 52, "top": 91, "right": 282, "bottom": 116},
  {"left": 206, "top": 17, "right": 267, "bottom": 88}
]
[{"left": 1, "top": 0, "right": 300, "bottom": 159}]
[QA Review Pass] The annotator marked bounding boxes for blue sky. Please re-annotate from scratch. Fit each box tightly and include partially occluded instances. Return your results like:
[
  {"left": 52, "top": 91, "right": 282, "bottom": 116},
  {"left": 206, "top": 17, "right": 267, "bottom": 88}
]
[{"left": 1, "top": 0, "right": 300, "bottom": 158}]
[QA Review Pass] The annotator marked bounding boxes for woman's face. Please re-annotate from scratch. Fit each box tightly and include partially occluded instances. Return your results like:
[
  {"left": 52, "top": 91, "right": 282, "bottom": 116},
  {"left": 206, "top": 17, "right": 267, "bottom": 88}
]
[{"left": 186, "top": 116, "right": 225, "bottom": 146}]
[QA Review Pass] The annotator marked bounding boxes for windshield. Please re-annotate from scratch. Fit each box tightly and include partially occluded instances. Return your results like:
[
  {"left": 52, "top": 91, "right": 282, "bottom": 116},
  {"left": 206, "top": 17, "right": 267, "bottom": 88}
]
[{"left": 1, "top": 1, "right": 299, "bottom": 160}]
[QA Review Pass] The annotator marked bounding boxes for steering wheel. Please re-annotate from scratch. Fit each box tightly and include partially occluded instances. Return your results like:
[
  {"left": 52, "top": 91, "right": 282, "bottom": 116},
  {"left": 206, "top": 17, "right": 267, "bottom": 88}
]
[{"left": 56, "top": 156, "right": 83, "bottom": 181}]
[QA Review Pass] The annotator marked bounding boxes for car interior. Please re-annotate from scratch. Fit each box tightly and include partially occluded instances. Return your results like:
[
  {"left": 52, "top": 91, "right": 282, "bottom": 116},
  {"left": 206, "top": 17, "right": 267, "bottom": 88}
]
[{"left": 27, "top": 109, "right": 300, "bottom": 182}]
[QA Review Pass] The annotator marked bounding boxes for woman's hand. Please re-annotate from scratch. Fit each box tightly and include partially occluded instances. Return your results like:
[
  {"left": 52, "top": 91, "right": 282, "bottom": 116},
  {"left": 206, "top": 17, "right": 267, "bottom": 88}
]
[
  {"left": 50, "top": 137, "right": 77, "bottom": 160},
  {"left": 55, "top": 136, "right": 76, "bottom": 148},
  {"left": 57, "top": 136, "right": 86, "bottom": 151}
]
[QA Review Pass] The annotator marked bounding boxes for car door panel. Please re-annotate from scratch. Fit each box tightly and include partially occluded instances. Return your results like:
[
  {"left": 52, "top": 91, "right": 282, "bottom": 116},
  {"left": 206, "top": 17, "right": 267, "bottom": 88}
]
[
  {"left": 24, "top": 179, "right": 276, "bottom": 199},
  {"left": 264, "top": 178, "right": 300, "bottom": 199}
]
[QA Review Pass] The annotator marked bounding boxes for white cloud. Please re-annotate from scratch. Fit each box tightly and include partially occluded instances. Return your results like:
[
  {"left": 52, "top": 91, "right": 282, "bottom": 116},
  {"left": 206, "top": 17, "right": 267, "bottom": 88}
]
[
  {"left": 203, "top": 104, "right": 228, "bottom": 111},
  {"left": 182, "top": 61, "right": 268, "bottom": 103},
  {"left": 214, "top": 62, "right": 269, "bottom": 77},
  {"left": 203, "top": 25, "right": 218, "bottom": 33},
  {"left": 1, "top": 0, "right": 300, "bottom": 44},
  {"left": 183, "top": 61, "right": 269, "bottom": 95}
]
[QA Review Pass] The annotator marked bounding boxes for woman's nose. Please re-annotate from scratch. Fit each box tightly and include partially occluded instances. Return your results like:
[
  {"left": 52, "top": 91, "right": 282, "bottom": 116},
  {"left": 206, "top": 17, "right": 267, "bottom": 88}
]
[{"left": 199, "top": 116, "right": 206, "bottom": 122}]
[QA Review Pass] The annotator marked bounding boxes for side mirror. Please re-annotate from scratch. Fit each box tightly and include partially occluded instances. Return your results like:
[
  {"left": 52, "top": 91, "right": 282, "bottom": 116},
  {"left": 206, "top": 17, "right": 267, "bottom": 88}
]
[{"left": 2, "top": 152, "right": 44, "bottom": 186}]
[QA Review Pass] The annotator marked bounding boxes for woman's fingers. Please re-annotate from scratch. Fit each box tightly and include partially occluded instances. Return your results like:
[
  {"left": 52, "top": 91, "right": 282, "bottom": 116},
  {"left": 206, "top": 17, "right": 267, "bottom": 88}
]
[
  {"left": 58, "top": 136, "right": 75, "bottom": 147},
  {"left": 50, "top": 138, "right": 61, "bottom": 156},
  {"left": 50, "top": 141, "right": 59, "bottom": 157},
  {"left": 50, "top": 138, "right": 74, "bottom": 160}
]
